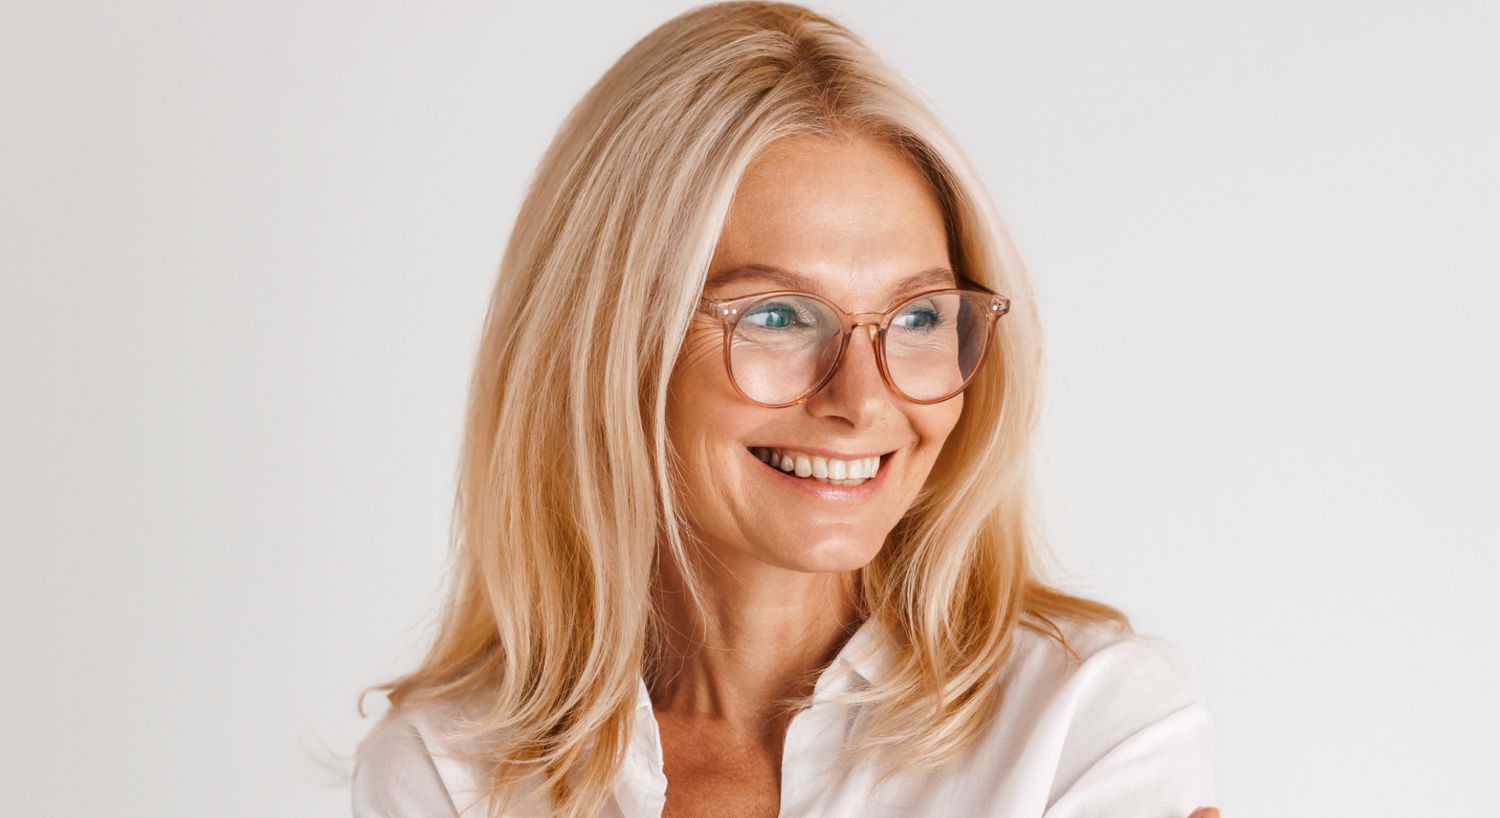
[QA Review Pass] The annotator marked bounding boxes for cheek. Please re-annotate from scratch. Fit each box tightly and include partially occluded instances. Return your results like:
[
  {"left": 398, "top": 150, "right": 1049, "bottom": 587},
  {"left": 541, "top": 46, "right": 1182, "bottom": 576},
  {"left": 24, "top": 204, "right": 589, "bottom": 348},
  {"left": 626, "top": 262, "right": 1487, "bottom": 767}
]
[
  {"left": 907, "top": 397, "right": 965, "bottom": 480},
  {"left": 918, "top": 395, "right": 964, "bottom": 447},
  {"left": 675, "top": 325, "right": 724, "bottom": 381},
  {"left": 666, "top": 325, "right": 750, "bottom": 472},
  {"left": 667, "top": 328, "right": 728, "bottom": 426}
]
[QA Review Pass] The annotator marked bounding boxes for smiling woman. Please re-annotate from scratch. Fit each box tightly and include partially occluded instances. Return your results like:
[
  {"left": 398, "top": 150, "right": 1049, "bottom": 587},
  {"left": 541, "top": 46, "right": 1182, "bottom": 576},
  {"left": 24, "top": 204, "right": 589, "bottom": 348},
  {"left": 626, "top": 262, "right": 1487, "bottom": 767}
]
[
  {"left": 665, "top": 134, "right": 978, "bottom": 589},
  {"left": 350, "top": 3, "right": 1216, "bottom": 817}
]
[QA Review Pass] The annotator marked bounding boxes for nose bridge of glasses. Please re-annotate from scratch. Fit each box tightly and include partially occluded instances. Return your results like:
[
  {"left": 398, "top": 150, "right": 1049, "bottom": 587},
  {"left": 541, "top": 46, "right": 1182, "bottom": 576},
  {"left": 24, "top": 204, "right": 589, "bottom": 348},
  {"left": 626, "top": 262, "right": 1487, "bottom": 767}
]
[
  {"left": 834, "top": 315, "right": 883, "bottom": 369},
  {"left": 847, "top": 312, "right": 885, "bottom": 334},
  {"left": 837, "top": 316, "right": 881, "bottom": 357}
]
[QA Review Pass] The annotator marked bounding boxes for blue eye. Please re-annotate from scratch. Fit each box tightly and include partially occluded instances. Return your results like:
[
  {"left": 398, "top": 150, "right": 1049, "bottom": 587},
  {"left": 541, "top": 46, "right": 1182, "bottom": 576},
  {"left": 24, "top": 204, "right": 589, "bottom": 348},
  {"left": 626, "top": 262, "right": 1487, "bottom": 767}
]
[
  {"left": 744, "top": 302, "right": 807, "bottom": 330},
  {"left": 894, "top": 304, "right": 943, "bottom": 331}
]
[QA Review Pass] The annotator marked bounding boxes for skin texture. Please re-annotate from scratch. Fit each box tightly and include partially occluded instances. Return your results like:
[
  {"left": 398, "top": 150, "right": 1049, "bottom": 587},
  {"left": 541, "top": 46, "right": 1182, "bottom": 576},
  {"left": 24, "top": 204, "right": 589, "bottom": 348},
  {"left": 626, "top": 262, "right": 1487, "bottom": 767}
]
[
  {"left": 656, "top": 133, "right": 962, "bottom": 817},
  {"left": 653, "top": 134, "right": 1222, "bottom": 818}
]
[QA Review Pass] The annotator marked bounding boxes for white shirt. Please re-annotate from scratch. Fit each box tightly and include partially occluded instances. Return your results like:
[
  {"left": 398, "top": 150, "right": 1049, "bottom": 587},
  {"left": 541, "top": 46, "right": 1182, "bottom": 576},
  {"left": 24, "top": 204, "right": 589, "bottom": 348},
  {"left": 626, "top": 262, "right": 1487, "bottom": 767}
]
[{"left": 352, "top": 616, "right": 1215, "bottom": 817}]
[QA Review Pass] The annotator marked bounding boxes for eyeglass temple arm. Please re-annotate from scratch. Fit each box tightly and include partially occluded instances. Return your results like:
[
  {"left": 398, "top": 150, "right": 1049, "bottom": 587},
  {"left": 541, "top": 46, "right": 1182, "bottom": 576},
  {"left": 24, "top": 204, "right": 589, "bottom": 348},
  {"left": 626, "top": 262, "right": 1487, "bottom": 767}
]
[{"left": 955, "top": 272, "right": 999, "bottom": 295}]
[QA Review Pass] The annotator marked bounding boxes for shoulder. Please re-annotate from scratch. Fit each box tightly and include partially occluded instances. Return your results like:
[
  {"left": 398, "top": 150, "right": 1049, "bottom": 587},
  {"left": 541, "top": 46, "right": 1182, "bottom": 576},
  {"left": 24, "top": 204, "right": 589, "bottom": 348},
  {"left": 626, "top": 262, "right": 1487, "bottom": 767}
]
[
  {"left": 1007, "top": 615, "right": 1208, "bottom": 717},
  {"left": 351, "top": 701, "right": 474, "bottom": 818},
  {"left": 352, "top": 697, "right": 552, "bottom": 818},
  {"left": 999, "top": 616, "right": 1215, "bottom": 811}
]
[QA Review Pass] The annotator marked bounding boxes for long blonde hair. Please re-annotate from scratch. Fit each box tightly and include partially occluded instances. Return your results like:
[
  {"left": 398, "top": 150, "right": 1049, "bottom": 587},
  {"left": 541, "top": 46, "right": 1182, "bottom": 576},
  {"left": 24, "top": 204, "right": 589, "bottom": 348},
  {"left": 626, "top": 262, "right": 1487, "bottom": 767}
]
[{"left": 360, "top": 2, "right": 1125, "bottom": 815}]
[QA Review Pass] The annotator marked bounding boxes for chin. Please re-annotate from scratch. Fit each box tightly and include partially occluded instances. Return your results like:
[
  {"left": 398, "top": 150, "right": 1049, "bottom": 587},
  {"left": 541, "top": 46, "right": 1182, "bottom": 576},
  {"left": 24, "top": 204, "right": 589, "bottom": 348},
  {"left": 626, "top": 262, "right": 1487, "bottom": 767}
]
[{"left": 764, "top": 531, "right": 883, "bottom": 573}]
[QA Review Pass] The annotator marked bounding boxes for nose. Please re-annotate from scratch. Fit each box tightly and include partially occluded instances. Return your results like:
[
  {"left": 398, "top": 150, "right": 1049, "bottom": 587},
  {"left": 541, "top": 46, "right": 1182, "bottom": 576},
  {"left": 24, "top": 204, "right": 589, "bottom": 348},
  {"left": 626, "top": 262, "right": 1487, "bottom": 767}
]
[{"left": 803, "top": 323, "right": 890, "bottom": 427}]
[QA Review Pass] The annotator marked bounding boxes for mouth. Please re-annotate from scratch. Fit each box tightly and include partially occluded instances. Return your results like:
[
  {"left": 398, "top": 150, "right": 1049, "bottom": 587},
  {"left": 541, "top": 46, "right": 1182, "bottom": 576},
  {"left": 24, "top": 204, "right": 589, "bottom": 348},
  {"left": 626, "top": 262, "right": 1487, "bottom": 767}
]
[{"left": 744, "top": 445, "right": 898, "bottom": 501}]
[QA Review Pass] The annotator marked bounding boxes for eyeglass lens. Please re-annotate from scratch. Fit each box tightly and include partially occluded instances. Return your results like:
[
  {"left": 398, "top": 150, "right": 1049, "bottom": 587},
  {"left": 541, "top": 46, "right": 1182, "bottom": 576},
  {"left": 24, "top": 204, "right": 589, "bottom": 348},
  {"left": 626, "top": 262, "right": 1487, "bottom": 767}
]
[{"left": 728, "top": 292, "right": 990, "bottom": 405}]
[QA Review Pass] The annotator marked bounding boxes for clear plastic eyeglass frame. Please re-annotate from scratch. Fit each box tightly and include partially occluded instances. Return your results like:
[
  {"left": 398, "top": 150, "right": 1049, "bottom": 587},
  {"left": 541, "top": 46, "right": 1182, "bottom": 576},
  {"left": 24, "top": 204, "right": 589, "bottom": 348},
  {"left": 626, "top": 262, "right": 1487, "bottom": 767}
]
[{"left": 697, "top": 274, "right": 1012, "bottom": 407}]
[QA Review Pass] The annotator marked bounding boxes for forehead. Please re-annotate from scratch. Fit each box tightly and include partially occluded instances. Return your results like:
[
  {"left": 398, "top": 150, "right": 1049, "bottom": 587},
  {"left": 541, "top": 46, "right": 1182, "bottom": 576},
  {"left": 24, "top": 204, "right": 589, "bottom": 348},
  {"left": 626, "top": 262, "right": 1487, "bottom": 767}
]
[
  {"left": 708, "top": 262, "right": 958, "bottom": 301},
  {"left": 708, "top": 135, "right": 953, "bottom": 303}
]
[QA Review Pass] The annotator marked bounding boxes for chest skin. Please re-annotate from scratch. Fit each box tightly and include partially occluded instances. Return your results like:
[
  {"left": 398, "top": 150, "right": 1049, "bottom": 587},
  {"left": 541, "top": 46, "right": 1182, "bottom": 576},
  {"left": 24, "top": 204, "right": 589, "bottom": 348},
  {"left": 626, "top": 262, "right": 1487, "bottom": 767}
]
[{"left": 653, "top": 706, "right": 794, "bottom": 818}]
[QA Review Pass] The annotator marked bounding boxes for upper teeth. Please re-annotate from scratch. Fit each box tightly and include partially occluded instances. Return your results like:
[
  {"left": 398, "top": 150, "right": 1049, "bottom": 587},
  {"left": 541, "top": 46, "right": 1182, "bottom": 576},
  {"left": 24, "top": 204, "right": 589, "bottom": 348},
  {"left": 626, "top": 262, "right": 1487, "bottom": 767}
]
[{"left": 750, "top": 447, "right": 882, "bottom": 481}]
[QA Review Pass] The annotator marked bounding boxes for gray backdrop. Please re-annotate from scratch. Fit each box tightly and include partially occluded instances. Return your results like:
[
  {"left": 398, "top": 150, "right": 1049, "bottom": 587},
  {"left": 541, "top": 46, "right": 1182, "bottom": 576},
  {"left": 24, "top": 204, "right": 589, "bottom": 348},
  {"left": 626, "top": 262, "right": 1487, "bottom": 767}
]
[{"left": 2, "top": 1, "right": 1495, "bottom": 816}]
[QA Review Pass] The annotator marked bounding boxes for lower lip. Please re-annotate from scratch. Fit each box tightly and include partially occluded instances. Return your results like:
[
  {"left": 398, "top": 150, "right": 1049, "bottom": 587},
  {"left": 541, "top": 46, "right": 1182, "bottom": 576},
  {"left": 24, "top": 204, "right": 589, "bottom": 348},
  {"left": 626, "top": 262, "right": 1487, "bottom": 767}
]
[{"left": 746, "top": 447, "right": 895, "bottom": 503}]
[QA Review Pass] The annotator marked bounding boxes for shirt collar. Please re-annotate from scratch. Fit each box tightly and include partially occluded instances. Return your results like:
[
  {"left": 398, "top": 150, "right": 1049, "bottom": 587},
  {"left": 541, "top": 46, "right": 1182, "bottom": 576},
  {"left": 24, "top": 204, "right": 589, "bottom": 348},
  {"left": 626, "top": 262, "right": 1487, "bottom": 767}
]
[
  {"left": 834, "top": 613, "right": 896, "bottom": 689},
  {"left": 617, "top": 616, "right": 895, "bottom": 811},
  {"left": 632, "top": 614, "right": 896, "bottom": 712}
]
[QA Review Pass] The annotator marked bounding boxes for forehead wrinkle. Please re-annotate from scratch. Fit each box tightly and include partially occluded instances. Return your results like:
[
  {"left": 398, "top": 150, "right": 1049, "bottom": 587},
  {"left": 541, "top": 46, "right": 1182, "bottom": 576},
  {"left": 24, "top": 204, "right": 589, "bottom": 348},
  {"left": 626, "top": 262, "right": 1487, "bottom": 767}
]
[{"left": 706, "top": 263, "right": 956, "bottom": 305}]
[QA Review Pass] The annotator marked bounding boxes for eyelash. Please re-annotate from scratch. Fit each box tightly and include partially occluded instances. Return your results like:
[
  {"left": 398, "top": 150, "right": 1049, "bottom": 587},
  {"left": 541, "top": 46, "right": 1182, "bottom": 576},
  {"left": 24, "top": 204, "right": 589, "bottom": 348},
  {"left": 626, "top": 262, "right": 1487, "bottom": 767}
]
[{"left": 736, "top": 298, "right": 946, "bottom": 330}]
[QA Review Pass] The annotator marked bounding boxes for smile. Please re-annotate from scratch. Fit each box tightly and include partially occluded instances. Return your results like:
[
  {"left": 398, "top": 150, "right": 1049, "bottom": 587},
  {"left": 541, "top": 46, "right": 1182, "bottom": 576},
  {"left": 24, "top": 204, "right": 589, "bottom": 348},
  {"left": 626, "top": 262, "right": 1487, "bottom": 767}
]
[{"left": 744, "top": 445, "right": 896, "bottom": 501}]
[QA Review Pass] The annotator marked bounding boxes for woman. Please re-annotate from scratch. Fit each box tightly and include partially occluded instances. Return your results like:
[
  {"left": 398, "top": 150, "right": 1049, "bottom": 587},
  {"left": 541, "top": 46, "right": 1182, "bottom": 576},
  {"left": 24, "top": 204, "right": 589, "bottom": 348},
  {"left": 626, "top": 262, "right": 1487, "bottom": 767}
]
[{"left": 352, "top": 3, "right": 1218, "bottom": 817}]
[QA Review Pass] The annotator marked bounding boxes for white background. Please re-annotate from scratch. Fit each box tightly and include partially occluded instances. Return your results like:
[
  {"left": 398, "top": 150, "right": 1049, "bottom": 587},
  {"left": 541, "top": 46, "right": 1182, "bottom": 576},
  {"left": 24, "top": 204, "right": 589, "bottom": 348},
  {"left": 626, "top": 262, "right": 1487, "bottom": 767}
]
[{"left": 2, "top": 2, "right": 1495, "bottom": 816}]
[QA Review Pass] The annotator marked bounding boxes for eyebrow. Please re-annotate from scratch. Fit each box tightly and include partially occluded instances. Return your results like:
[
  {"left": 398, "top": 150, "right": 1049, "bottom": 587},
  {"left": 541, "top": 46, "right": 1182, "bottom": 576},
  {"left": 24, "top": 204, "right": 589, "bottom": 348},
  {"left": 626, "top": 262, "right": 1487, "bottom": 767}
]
[{"left": 706, "top": 263, "right": 959, "bottom": 297}]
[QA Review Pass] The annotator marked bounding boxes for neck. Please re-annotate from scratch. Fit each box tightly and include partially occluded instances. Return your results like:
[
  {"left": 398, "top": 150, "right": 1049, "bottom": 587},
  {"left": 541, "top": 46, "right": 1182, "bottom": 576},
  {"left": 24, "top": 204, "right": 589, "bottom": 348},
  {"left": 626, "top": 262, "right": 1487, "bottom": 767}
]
[{"left": 646, "top": 546, "right": 862, "bottom": 729}]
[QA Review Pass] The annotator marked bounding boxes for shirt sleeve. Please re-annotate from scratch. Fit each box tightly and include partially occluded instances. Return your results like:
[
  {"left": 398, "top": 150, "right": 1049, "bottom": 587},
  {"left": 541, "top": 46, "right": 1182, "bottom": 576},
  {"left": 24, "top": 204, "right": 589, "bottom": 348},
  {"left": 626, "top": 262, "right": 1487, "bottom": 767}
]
[
  {"left": 351, "top": 711, "right": 461, "bottom": 818},
  {"left": 1041, "top": 636, "right": 1216, "bottom": 818}
]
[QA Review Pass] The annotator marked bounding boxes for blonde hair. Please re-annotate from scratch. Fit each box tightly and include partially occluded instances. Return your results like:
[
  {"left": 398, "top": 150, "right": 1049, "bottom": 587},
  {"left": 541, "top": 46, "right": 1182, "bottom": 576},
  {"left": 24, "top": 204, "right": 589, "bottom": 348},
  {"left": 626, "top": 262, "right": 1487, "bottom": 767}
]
[{"left": 359, "top": 2, "right": 1125, "bottom": 815}]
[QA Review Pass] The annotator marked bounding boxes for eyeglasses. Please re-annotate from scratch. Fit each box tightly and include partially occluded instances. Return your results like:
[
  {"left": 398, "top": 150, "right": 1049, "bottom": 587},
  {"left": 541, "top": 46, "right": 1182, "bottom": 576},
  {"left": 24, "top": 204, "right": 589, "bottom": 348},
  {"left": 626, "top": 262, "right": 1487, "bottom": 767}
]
[{"left": 697, "top": 276, "right": 1011, "bottom": 407}]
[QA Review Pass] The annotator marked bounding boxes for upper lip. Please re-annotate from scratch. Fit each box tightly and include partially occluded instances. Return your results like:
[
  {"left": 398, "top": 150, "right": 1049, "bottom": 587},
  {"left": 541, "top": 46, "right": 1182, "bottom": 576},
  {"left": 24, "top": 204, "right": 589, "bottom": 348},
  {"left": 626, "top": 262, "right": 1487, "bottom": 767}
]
[{"left": 748, "top": 444, "right": 896, "bottom": 461}]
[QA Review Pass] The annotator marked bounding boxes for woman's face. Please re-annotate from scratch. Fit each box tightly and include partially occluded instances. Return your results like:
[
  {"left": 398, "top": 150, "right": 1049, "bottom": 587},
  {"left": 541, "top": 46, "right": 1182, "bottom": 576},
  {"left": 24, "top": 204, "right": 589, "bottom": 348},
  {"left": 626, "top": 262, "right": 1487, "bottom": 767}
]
[{"left": 666, "top": 134, "right": 964, "bottom": 575}]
